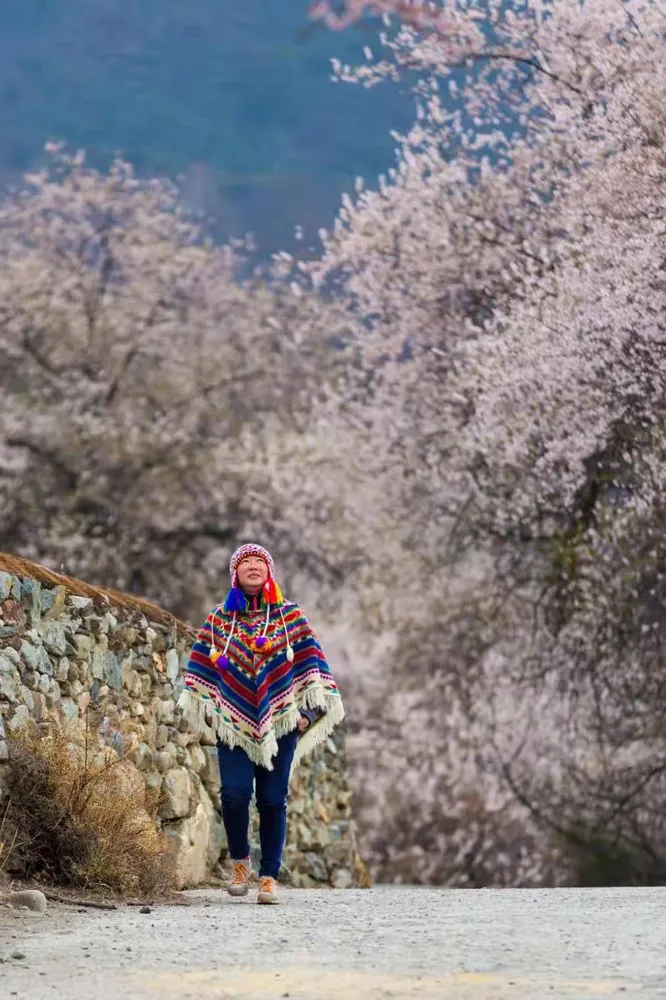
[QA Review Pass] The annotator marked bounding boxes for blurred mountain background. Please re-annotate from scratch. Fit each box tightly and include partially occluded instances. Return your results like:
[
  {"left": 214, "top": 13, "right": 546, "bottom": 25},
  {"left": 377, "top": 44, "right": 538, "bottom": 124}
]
[{"left": 0, "top": 0, "right": 412, "bottom": 254}]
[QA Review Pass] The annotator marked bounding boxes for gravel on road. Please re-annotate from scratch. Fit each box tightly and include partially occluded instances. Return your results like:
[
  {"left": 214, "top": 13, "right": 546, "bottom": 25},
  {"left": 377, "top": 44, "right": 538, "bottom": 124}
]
[{"left": 2, "top": 885, "right": 666, "bottom": 1000}]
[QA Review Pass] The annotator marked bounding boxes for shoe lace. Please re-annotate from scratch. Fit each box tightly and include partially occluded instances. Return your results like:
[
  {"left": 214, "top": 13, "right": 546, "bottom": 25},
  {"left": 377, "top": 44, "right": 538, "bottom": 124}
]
[
  {"left": 259, "top": 876, "right": 276, "bottom": 893},
  {"left": 231, "top": 861, "right": 251, "bottom": 885}
]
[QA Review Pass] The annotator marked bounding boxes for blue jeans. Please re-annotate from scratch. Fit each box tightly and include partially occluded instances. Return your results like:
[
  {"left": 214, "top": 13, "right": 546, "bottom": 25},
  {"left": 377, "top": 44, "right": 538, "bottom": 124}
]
[{"left": 217, "top": 730, "right": 298, "bottom": 879}]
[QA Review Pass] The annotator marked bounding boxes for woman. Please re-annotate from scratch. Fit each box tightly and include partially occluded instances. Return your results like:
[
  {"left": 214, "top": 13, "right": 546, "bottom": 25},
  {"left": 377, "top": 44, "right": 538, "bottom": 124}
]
[{"left": 178, "top": 543, "right": 345, "bottom": 904}]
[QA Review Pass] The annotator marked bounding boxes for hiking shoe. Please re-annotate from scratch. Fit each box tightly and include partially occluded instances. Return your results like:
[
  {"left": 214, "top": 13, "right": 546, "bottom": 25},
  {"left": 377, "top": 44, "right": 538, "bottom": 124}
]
[
  {"left": 257, "top": 876, "right": 279, "bottom": 905},
  {"left": 227, "top": 859, "right": 252, "bottom": 897}
]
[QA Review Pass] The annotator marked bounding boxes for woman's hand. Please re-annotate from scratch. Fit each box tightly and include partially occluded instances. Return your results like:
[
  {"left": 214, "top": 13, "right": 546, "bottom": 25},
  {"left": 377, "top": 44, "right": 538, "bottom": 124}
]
[{"left": 297, "top": 714, "right": 310, "bottom": 732}]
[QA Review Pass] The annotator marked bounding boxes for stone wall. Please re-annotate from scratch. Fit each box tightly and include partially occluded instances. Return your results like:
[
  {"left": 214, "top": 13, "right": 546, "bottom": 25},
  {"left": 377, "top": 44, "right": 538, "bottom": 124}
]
[{"left": 0, "top": 557, "right": 365, "bottom": 890}]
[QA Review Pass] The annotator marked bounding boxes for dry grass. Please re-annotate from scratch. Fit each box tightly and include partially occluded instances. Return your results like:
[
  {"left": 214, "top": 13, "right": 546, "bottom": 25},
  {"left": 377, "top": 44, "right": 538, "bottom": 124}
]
[
  {"left": 0, "top": 804, "right": 17, "bottom": 877},
  {"left": 4, "top": 723, "right": 177, "bottom": 899},
  {"left": 0, "top": 551, "right": 194, "bottom": 636}
]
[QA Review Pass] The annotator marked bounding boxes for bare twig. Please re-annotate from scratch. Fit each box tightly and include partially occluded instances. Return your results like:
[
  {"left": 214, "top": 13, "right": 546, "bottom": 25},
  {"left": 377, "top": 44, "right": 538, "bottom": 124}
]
[{"left": 41, "top": 890, "right": 118, "bottom": 911}]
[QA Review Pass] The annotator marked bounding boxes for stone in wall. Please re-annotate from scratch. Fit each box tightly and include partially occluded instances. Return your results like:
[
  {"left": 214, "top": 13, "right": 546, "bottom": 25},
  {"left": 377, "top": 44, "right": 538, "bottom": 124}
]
[{"left": 0, "top": 557, "right": 366, "bottom": 891}]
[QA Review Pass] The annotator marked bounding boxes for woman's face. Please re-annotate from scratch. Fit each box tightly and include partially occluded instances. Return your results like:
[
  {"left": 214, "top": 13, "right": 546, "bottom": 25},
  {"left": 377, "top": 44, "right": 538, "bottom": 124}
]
[{"left": 237, "top": 556, "right": 269, "bottom": 594}]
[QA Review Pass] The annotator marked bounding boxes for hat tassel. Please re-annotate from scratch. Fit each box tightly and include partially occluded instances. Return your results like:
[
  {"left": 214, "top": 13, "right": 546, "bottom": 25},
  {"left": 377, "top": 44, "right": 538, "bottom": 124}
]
[
  {"left": 264, "top": 578, "right": 283, "bottom": 605},
  {"left": 224, "top": 586, "right": 248, "bottom": 613}
]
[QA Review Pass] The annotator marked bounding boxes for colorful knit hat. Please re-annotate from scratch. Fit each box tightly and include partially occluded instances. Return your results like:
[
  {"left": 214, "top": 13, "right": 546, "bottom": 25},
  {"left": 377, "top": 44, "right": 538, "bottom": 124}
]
[
  {"left": 208, "top": 543, "right": 290, "bottom": 666},
  {"left": 224, "top": 543, "right": 284, "bottom": 613}
]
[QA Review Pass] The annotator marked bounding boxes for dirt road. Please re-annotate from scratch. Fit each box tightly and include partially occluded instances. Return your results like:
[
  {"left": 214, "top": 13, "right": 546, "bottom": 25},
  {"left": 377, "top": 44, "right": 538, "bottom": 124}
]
[{"left": 2, "top": 885, "right": 665, "bottom": 999}]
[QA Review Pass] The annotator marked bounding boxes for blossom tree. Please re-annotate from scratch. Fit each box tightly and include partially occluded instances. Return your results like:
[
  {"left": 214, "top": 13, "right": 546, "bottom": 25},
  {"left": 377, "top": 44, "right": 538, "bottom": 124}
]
[
  {"left": 0, "top": 148, "right": 381, "bottom": 622},
  {"left": 309, "top": 0, "right": 666, "bottom": 883}
]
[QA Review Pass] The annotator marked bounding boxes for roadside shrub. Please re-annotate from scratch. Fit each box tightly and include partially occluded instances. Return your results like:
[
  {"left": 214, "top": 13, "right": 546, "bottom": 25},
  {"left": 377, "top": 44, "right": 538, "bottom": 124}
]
[
  {"left": 0, "top": 802, "right": 17, "bottom": 878},
  {"left": 4, "top": 724, "right": 176, "bottom": 898}
]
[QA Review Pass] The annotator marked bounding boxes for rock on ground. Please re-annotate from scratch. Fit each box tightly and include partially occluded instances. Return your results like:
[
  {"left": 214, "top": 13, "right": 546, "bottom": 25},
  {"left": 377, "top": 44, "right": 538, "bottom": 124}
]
[
  {"left": 1, "top": 886, "right": 666, "bottom": 999},
  {"left": 9, "top": 889, "right": 48, "bottom": 914}
]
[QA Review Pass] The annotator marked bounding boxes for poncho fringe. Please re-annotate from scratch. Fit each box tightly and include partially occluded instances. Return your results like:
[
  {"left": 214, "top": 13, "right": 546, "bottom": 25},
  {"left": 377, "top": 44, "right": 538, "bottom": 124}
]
[{"left": 177, "top": 685, "right": 346, "bottom": 770}]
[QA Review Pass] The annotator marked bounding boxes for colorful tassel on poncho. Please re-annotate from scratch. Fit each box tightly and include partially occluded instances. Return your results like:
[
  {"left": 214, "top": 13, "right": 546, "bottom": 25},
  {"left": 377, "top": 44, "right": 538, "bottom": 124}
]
[{"left": 177, "top": 599, "right": 345, "bottom": 771}]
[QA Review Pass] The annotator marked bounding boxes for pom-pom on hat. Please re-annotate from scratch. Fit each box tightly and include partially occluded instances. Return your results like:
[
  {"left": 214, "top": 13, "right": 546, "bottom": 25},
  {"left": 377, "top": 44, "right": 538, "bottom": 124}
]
[{"left": 223, "top": 543, "right": 284, "bottom": 613}]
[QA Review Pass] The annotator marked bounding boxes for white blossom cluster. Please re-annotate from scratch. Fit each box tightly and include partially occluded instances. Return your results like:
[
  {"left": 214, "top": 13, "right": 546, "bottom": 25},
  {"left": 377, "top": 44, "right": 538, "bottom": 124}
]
[{"left": 0, "top": 148, "right": 380, "bottom": 622}]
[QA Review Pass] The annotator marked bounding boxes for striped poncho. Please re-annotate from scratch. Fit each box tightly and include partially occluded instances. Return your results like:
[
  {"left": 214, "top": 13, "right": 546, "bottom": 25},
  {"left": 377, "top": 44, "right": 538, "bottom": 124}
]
[{"left": 177, "top": 598, "right": 345, "bottom": 770}]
